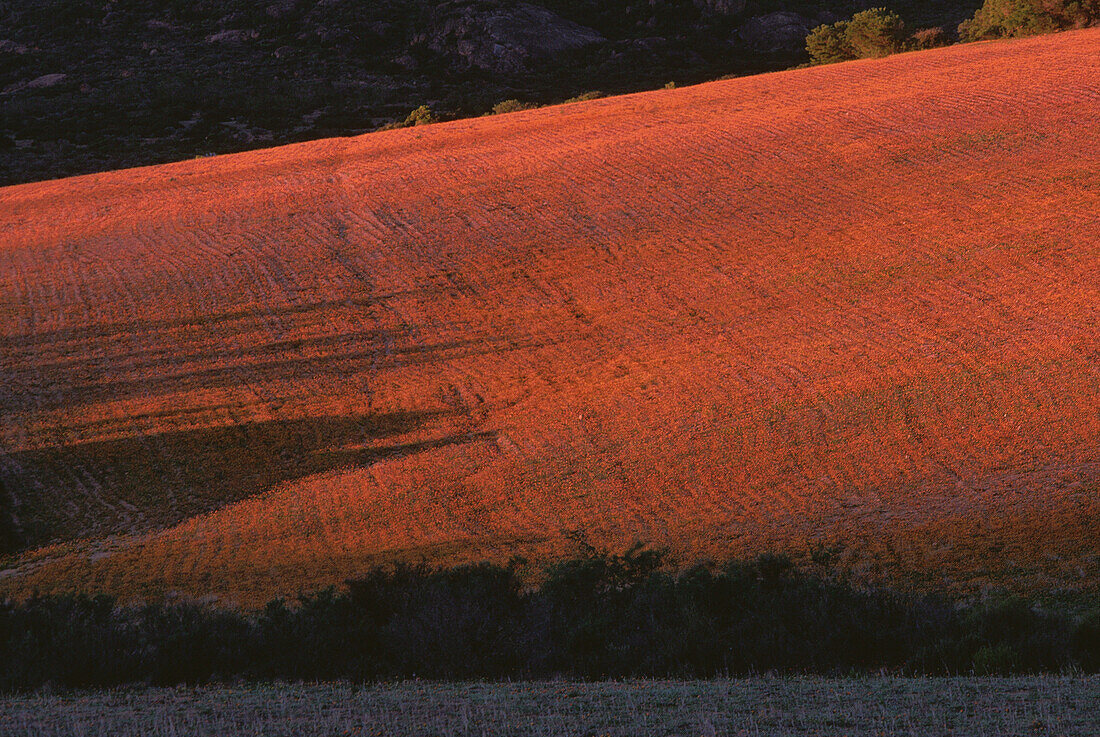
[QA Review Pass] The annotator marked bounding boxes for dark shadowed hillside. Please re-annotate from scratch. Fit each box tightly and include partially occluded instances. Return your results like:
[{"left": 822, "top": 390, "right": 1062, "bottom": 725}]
[{"left": 0, "top": 0, "right": 984, "bottom": 185}]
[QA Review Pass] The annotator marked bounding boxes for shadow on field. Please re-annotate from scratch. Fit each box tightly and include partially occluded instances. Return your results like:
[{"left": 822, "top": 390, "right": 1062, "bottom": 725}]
[
  {"left": 0, "top": 293, "right": 560, "bottom": 415},
  {"left": 0, "top": 409, "right": 483, "bottom": 555}
]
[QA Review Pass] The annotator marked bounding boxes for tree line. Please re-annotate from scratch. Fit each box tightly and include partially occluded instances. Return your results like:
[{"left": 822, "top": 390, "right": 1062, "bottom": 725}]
[
  {"left": 2, "top": 547, "right": 1099, "bottom": 691},
  {"left": 806, "top": 0, "right": 1098, "bottom": 65}
]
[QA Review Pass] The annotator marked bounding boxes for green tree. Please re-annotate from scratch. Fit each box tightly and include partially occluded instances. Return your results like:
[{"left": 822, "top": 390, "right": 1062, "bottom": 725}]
[
  {"left": 806, "top": 21, "right": 857, "bottom": 64},
  {"left": 806, "top": 9, "right": 909, "bottom": 65},
  {"left": 846, "top": 8, "right": 908, "bottom": 58},
  {"left": 403, "top": 104, "right": 439, "bottom": 126},
  {"left": 958, "top": 0, "right": 1097, "bottom": 40}
]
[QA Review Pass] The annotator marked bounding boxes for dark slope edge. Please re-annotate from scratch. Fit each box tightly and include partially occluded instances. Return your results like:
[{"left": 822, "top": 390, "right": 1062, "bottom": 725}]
[{"left": 0, "top": 0, "right": 985, "bottom": 185}]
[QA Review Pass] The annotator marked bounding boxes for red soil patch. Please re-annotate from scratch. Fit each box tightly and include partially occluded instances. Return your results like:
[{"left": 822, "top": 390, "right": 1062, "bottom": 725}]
[{"left": 1, "top": 31, "right": 1099, "bottom": 605}]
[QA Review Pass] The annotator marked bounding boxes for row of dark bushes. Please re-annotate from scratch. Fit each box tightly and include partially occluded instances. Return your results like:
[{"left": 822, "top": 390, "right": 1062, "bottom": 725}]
[{"left": 2, "top": 548, "right": 1099, "bottom": 691}]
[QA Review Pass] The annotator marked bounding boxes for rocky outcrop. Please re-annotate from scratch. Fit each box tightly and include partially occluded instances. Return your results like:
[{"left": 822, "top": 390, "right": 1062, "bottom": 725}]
[
  {"left": 266, "top": 0, "right": 301, "bottom": 19},
  {"left": 693, "top": 0, "right": 747, "bottom": 18},
  {"left": 26, "top": 73, "right": 67, "bottom": 88},
  {"left": 0, "top": 39, "right": 29, "bottom": 55},
  {"left": 3, "top": 73, "right": 68, "bottom": 95},
  {"left": 417, "top": 2, "right": 605, "bottom": 73},
  {"left": 206, "top": 29, "right": 260, "bottom": 44},
  {"left": 737, "top": 12, "right": 815, "bottom": 53}
]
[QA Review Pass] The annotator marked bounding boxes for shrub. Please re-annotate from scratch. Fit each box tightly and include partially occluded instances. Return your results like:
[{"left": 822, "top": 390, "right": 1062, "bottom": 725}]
[
  {"left": 958, "top": 0, "right": 1098, "bottom": 40},
  {"left": 403, "top": 104, "right": 439, "bottom": 126},
  {"left": 973, "top": 643, "right": 1020, "bottom": 674},
  {"left": 491, "top": 99, "right": 539, "bottom": 115},
  {"left": 960, "top": 599, "right": 1071, "bottom": 673},
  {"left": 1071, "top": 610, "right": 1100, "bottom": 671},
  {"left": 910, "top": 26, "right": 949, "bottom": 49},
  {"left": 846, "top": 8, "right": 908, "bottom": 58},
  {"left": 806, "top": 9, "right": 907, "bottom": 65},
  {"left": 563, "top": 90, "right": 603, "bottom": 104},
  {"left": 378, "top": 104, "right": 440, "bottom": 131},
  {"left": 806, "top": 22, "right": 857, "bottom": 64}
]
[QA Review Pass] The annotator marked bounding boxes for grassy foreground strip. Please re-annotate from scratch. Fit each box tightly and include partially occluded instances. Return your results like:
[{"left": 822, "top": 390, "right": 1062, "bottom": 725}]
[{"left": 2, "top": 678, "right": 1099, "bottom": 737}]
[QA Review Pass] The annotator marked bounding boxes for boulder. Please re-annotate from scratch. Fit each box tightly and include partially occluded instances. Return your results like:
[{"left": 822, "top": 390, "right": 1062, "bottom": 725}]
[
  {"left": 693, "top": 0, "right": 748, "bottom": 18},
  {"left": 206, "top": 29, "right": 260, "bottom": 44},
  {"left": 0, "top": 39, "right": 29, "bottom": 55},
  {"left": 737, "top": 12, "right": 814, "bottom": 53},
  {"left": 419, "top": 2, "right": 605, "bottom": 73},
  {"left": 27, "top": 73, "right": 68, "bottom": 89},
  {"left": 3, "top": 73, "right": 67, "bottom": 95},
  {"left": 266, "top": 0, "right": 300, "bottom": 19}
]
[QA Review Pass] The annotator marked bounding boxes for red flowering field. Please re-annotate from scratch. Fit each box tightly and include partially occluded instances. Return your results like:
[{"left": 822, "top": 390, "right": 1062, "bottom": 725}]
[{"left": 1, "top": 30, "right": 1098, "bottom": 605}]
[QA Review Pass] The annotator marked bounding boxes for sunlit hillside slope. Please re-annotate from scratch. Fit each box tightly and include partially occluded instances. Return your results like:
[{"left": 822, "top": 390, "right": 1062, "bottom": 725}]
[{"left": 1, "top": 30, "right": 1098, "bottom": 605}]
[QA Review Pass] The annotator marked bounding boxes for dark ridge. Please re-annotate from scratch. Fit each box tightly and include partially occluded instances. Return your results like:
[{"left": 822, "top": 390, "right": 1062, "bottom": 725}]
[{"left": 0, "top": 0, "right": 985, "bottom": 186}]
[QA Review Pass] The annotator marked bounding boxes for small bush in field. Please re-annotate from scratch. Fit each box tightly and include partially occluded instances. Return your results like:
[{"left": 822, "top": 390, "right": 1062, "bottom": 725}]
[
  {"left": 404, "top": 105, "right": 439, "bottom": 126},
  {"left": 910, "top": 27, "right": 949, "bottom": 49},
  {"left": 972, "top": 643, "right": 1020, "bottom": 674},
  {"left": 491, "top": 99, "right": 539, "bottom": 115},
  {"left": 379, "top": 105, "right": 440, "bottom": 131},
  {"left": 563, "top": 91, "right": 603, "bottom": 104}
]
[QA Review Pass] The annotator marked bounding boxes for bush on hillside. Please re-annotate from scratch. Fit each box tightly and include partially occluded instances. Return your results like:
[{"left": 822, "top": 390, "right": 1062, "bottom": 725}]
[
  {"left": 562, "top": 90, "right": 604, "bottom": 104},
  {"left": 403, "top": 105, "right": 439, "bottom": 126},
  {"left": 806, "top": 21, "right": 857, "bottom": 63},
  {"left": 491, "top": 99, "right": 540, "bottom": 115},
  {"left": 910, "top": 26, "right": 950, "bottom": 49},
  {"left": 846, "top": 8, "right": 909, "bottom": 57},
  {"left": 379, "top": 104, "right": 440, "bottom": 131},
  {"left": 959, "top": 0, "right": 1098, "bottom": 39},
  {"left": 806, "top": 9, "right": 908, "bottom": 64}
]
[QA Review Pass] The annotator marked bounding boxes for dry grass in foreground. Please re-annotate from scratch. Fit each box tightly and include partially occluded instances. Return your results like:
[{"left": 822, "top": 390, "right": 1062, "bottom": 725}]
[{"left": 2, "top": 677, "right": 1099, "bottom": 737}]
